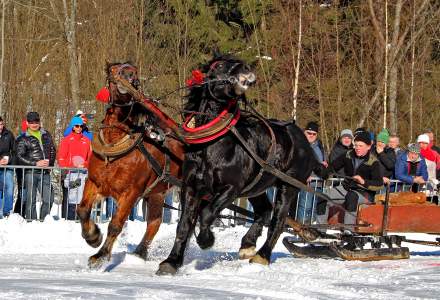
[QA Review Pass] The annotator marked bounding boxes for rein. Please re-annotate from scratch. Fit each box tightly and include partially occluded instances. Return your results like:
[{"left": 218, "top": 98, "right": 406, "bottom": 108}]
[{"left": 229, "top": 107, "right": 360, "bottom": 220}]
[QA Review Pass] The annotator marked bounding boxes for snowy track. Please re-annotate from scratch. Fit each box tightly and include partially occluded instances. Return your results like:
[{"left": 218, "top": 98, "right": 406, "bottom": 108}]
[{"left": 1, "top": 215, "right": 440, "bottom": 299}]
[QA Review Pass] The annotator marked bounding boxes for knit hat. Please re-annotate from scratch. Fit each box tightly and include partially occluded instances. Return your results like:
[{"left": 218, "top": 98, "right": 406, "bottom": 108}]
[
  {"left": 408, "top": 143, "right": 420, "bottom": 154},
  {"left": 354, "top": 127, "right": 367, "bottom": 135},
  {"left": 354, "top": 131, "right": 371, "bottom": 145},
  {"left": 305, "top": 121, "right": 319, "bottom": 133},
  {"left": 340, "top": 129, "right": 353, "bottom": 139},
  {"left": 377, "top": 128, "right": 390, "bottom": 144},
  {"left": 70, "top": 116, "right": 84, "bottom": 126},
  {"left": 416, "top": 134, "right": 430, "bottom": 144}
]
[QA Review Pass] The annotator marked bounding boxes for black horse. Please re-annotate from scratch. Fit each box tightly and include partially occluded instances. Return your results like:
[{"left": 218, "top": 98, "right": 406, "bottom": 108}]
[{"left": 157, "top": 54, "right": 319, "bottom": 275}]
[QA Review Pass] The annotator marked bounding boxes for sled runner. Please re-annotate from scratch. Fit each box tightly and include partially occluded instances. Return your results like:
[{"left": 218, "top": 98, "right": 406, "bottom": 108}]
[{"left": 283, "top": 190, "right": 440, "bottom": 261}]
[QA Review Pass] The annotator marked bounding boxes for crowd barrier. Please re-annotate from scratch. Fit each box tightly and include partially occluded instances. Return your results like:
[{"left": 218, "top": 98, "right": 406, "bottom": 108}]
[{"left": 0, "top": 165, "right": 437, "bottom": 225}]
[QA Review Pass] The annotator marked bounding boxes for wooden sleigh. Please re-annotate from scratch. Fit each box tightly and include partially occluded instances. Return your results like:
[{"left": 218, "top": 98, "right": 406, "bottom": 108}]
[{"left": 283, "top": 191, "right": 440, "bottom": 261}]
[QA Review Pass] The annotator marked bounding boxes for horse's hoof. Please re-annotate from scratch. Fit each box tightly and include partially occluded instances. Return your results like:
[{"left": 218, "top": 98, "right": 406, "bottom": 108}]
[
  {"left": 83, "top": 226, "right": 103, "bottom": 248},
  {"left": 88, "top": 255, "right": 109, "bottom": 269},
  {"left": 87, "top": 232, "right": 103, "bottom": 248},
  {"left": 249, "top": 254, "right": 269, "bottom": 265},
  {"left": 133, "top": 245, "right": 148, "bottom": 261},
  {"left": 156, "top": 262, "right": 178, "bottom": 276},
  {"left": 239, "top": 246, "right": 256, "bottom": 260},
  {"left": 196, "top": 229, "right": 215, "bottom": 250}
]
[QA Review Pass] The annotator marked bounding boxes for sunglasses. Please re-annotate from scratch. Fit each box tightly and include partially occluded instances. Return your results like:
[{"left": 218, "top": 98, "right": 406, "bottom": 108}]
[
  {"left": 28, "top": 121, "right": 40, "bottom": 124},
  {"left": 305, "top": 131, "right": 317, "bottom": 136},
  {"left": 73, "top": 125, "right": 82, "bottom": 128}
]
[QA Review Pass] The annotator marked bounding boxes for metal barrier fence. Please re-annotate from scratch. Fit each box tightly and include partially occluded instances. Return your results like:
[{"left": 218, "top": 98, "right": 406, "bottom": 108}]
[
  {"left": 229, "top": 177, "right": 439, "bottom": 227},
  {"left": 0, "top": 165, "right": 182, "bottom": 223},
  {"left": 0, "top": 165, "right": 437, "bottom": 225}
]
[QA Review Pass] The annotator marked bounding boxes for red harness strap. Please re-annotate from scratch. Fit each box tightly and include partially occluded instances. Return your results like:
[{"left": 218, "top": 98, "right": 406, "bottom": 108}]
[{"left": 182, "top": 100, "right": 240, "bottom": 144}]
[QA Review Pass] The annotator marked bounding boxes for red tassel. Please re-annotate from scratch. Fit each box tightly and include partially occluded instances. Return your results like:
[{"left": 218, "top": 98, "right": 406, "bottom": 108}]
[{"left": 96, "top": 87, "right": 110, "bottom": 103}]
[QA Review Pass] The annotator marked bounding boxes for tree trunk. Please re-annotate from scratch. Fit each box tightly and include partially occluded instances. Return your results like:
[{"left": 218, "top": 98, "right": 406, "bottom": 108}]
[
  {"left": 63, "top": 0, "right": 80, "bottom": 111},
  {"left": 388, "top": 0, "right": 403, "bottom": 134},
  {"left": 291, "top": 0, "right": 302, "bottom": 121},
  {"left": 0, "top": 0, "right": 5, "bottom": 116}
]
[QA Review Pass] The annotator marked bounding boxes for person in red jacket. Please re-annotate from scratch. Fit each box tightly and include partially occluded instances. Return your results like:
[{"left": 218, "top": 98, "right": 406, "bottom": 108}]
[{"left": 57, "top": 116, "right": 92, "bottom": 220}]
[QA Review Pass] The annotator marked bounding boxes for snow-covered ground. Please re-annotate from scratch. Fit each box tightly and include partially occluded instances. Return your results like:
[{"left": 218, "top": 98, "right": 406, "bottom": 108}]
[{"left": 1, "top": 214, "right": 440, "bottom": 300}]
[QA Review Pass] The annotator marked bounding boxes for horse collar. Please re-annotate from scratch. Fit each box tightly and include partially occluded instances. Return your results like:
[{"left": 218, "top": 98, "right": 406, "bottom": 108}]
[{"left": 182, "top": 100, "right": 240, "bottom": 144}]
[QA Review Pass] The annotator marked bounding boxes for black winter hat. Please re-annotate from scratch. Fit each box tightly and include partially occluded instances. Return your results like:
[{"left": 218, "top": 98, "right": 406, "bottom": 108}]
[
  {"left": 305, "top": 121, "right": 319, "bottom": 133},
  {"left": 354, "top": 127, "right": 367, "bottom": 136},
  {"left": 26, "top": 112, "right": 40, "bottom": 122},
  {"left": 354, "top": 131, "right": 371, "bottom": 145}
]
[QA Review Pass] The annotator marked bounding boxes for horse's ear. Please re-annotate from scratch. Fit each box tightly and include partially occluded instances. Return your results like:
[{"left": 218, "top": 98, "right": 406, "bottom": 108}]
[
  {"left": 105, "top": 60, "right": 112, "bottom": 74},
  {"left": 212, "top": 46, "right": 221, "bottom": 59}
]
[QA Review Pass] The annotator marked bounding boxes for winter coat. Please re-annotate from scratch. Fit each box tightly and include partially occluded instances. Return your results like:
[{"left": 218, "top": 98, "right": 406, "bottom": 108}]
[
  {"left": 373, "top": 146, "right": 396, "bottom": 179},
  {"left": 330, "top": 149, "right": 383, "bottom": 197},
  {"left": 63, "top": 126, "right": 93, "bottom": 141},
  {"left": 310, "top": 139, "right": 326, "bottom": 163},
  {"left": 57, "top": 132, "right": 92, "bottom": 168},
  {"left": 329, "top": 140, "right": 352, "bottom": 176},
  {"left": 394, "top": 152, "right": 428, "bottom": 184},
  {"left": 16, "top": 129, "right": 56, "bottom": 167},
  {"left": 0, "top": 128, "right": 15, "bottom": 164}
]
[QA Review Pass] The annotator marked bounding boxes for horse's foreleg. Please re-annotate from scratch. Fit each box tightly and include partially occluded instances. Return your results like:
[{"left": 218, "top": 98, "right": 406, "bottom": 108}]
[
  {"left": 133, "top": 192, "right": 165, "bottom": 260},
  {"left": 77, "top": 180, "right": 102, "bottom": 248},
  {"left": 88, "top": 192, "right": 136, "bottom": 269},
  {"left": 197, "top": 184, "right": 237, "bottom": 250},
  {"left": 239, "top": 193, "right": 273, "bottom": 259},
  {"left": 157, "top": 171, "right": 200, "bottom": 275},
  {"left": 250, "top": 185, "right": 297, "bottom": 265}
]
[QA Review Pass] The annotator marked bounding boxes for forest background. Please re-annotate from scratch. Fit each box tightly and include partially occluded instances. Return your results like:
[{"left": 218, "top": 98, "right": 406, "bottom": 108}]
[{"left": 0, "top": 0, "right": 439, "bottom": 151}]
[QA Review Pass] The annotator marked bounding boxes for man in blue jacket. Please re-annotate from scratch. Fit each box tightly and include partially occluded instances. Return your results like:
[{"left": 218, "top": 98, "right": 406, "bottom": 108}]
[{"left": 395, "top": 143, "right": 428, "bottom": 192}]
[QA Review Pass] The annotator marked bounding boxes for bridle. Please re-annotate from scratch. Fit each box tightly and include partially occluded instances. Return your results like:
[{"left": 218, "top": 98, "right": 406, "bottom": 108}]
[
  {"left": 206, "top": 60, "right": 244, "bottom": 100},
  {"left": 100, "top": 64, "right": 142, "bottom": 135}
]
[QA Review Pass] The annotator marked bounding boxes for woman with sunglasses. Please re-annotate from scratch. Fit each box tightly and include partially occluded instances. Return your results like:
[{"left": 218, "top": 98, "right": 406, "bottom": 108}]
[{"left": 58, "top": 116, "right": 92, "bottom": 220}]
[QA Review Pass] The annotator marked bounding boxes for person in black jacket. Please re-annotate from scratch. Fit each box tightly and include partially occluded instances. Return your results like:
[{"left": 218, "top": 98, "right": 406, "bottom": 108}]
[
  {"left": 0, "top": 117, "right": 15, "bottom": 218},
  {"left": 373, "top": 129, "right": 396, "bottom": 185},
  {"left": 318, "top": 131, "right": 383, "bottom": 225},
  {"left": 16, "top": 112, "right": 56, "bottom": 220},
  {"left": 329, "top": 129, "right": 353, "bottom": 176}
]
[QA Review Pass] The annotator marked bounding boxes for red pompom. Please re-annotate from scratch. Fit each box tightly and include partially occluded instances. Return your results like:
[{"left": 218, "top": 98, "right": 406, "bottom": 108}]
[
  {"left": 186, "top": 69, "right": 205, "bottom": 87},
  {"left": 96, "top": 87, "right": 110, "bottom": 103}
]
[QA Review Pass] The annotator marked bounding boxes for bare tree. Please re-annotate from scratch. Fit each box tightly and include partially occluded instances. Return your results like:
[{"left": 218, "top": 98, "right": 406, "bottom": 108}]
[
  {"left": 290, "top": 0, "right": 302, "bottom": 121},
  {"left": 0, "top": 0, "right": 6, "bottom": 116},
  {"left": 50, "top": 0, "right": 80, "bottom": 111}
]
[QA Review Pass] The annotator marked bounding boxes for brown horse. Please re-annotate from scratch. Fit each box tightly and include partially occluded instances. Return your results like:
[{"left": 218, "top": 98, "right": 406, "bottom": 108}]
[{"left": 77, "top": 62, "right": 184, "bottom": 268}]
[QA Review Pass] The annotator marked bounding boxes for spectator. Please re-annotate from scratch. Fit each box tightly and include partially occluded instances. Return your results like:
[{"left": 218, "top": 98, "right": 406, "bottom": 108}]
[
  {"left": 417, "top": 134, "right": 439, "bottom": 189},
  {"left": 424, "top": 128, "right": 440, "bottom": 180},
  {"left": 13, "top": 119, "right": 28, "bottom": 216},
  {"left": 63, "top": 110, "right": 93, "bottom": 140},
  {"left": 0, "top": 117, "right": 15, "bottom": 218},
  {"left": 388, "top": 134, "right": 402, "bottom": 156},
  {"left": 16, "top": 112, "right": 56, "bottom": 221},
  {"left": 57, "top": 116, "right": 92, "bottom": 220},
  {"left": 323, "top": 131, "right": 383, "bottom": 224},
  {"left": 425, "top": 128, "right": 440, "bottom": 154},
  {"left": 395, "top": 143, "right": 428, "bottom": 192},
  {"left": 373, "top": 128, "right": 396, "bottom": 184},
  {"left": 297, "top": 121, "right": 327, "bottom": 223},
  {"left": 329, "top": 128, "right": 353, "bottom": 175}
]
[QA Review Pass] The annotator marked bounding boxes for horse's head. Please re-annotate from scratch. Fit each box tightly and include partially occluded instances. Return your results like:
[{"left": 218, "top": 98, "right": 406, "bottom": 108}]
[
  {"left": 201, "top": 54, "right": 256, "bottom": 101},
  {"left": 106, "top": 62, "right": 140, "bottom": 104}
]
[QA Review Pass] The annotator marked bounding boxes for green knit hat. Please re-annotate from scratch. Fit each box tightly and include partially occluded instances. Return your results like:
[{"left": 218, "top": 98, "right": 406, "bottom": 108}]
[{"left": 376, "top": 128, "right": 390, "bottom": 144}]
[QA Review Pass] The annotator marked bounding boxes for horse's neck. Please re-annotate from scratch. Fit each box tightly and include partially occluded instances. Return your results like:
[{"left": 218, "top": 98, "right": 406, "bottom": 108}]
[
  {"left": 194, "top": 98, "right": 224, "bottom": 126},
  {"left": 102, "top": 107, "right": 130, "bottom": 142}
]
